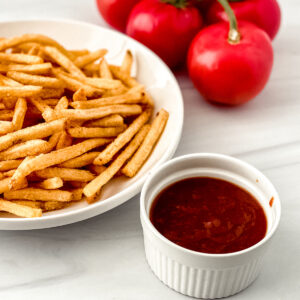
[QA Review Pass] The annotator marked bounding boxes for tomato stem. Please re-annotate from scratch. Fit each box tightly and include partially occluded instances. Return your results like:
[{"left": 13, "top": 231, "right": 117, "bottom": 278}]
[
  {"left": 160, "top": 0, "right": 188, "bottom": 9},
  {"left": 217, "top": 0, "right": 240, "bottom": 44}
]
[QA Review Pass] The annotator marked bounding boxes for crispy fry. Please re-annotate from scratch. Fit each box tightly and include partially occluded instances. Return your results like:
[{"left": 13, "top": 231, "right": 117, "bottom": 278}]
[
  {"left": 0, "top": 118, "right": 65, "bottom": 152},
  {"left": 0, "top": 176, "right": 27, "bottom": 193},
  {"left": 71, "top": 188, "right": 83, "bottom": 201},
  {"left": 67, "top": 126, "right": 126, "bottom": 138},
  {"left": 99, "top": 58, "right": 113, "bottom": 79},
  {"left": 68, "top": 181, "right": 86, "bottom": 189},
  {"left": 94, "top": 110, "right": 151, "bottom": 165},
  {"left": 43, "top": 46, "right": 85, "bottom": 78},
  {"left": 54, "top": 96, "right": 68, "bottom": 110},
  {"left": 42, "top": 98, "right": 60, "bottom": 106},
  {"left": 2, "top": 169, "right": 16, "bottom": 177},
  {"left": 59, "top": 152, "right": 101, "bottom": 168},
  {"left": 110, "top": 65, "right": 140, "bottom": 88},
  {"left": 70, "top": 87, "right": 145, "bottom": 109},
  {"left": 0, "top": 86, "right": 42, "bottom": 98},
  {"left": 122, "top": 109, "right": 169, "bottom": 177},
  {"left": 44, "top": 104, "right": 142, "bottom": 121},
  {"left": 0, "top": 199, "right": 42, "bottom": 218},
  {"left": 9, "top": 138, "right": 111, "bottom": 189},
  {"left": 73, "top": 76, "right": 122, "bottom": 90},
  {"left": 43, "top": 201, "right": 69, "bottom": 211},
  {"left": 4, "top": 188, "right": 73, "bottom": 202},
  {"left": 88, "top": 164, "right": 106, "bottom": 175},
  {"left": 56, "top": 131, "right": 72, "bottom": 150},
  {"left": 121, "top": 50, "right": 133, "bottom": 75},
  {"left": 84, "top": 114, "right": 124, "bottom": 128},
  {"left": 34, "top": 167, "right": 95, "bottom": 182},
  {"left": 39, "top": 87, "right": 64, "bottom": 99},
  {"left": 0, "top": 121, "right": 14, "bottom": 135},
  {"left": 0, "top": 53, "right": 43, "bottom": 64},
  {"left": 69, "top": 49, "right": 90, "bottom": 57},
  {"left": 10, "top": 200, "right": 42, "bottom": 209},
  {"left": 0, "top": 110, "right": 14, "bottom": 121},
  {"left": 74, "top": 49, "right": 107, "bottom": 68},
  {"left": 0, "top": 73, "right": 23, "bottom": 87},
  {"left": 33, "top": 177, "right": 63, "bottom": 190},
  {"left": 12, "top": 98, "right": 27, "bottom": 130},
  {"left": 7, "top": 71, "right": 64, "bottom": 88},
  {"left": 73, "top": 88, "right": 87, "bottom": 101},
  {"left": 0, "top": 159, "right": 22, "bottom": 171},
  {"left": 84, "top": 125, "right": 150, "bottom": 198},
  {"left": 0, "top": 63, "right": 52, "bottom": 75}
]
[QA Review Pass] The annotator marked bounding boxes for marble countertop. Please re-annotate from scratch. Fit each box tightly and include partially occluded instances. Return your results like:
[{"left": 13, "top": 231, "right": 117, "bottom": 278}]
[{"left": 0, "top": 0, "right": 299, "bottom": 299}]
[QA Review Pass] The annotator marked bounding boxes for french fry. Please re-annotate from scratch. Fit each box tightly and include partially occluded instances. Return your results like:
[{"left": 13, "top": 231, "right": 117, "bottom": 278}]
[
  {"left": 56, "top": 131, "right": 72, "bottom": 150},
  {"left": 68, "top": 181, "right": 86, "bottom": 189},
  {"left": 0, "top": 110, "right": 14, "bottom": 121},
  {"left": 12, "top": 98, "right": 27, "bottom": 130},
  {"left": 71, "top": 189, "right": 83, "bottom": 201},
  {"left": 10, "top": 200, "right": 42, "bottom": 209},
  {"left": 54, "top": 96, "right": 68, "bottom": 110},
  {"left": 0, "top": 159, "right": 22, "bottom": 171},
  {"left": 110, "top": 65, "right": 140, "bottom": 88},
  {"left": 94, "top": 109, "right": 151, "bottom": 165},
  {"left": 74, "top": 49, "right": 107, "bottom": 68},
  {"left": 83, "top": 125, "right": 150, "bottom": 198},
  {"left": 0, "top": 53, "right": 43, "bottom": 64},
  {"left": 70, "top": 87, "right": 145, "bottom": 109},
  {"left": 99, "top": 58, "right": 113, "bottom": 79},
  {"left": 72, "top": 76, "right": 123, "bottom": 90},
  {"left": 7, "top": 71, "right": 64, "bottom": 88},
  {"left": 84, "top": 114, "right": 124, "bottom": 128},
  {"left": 4, "top": 188, "right": 73, "bottom": 202},
  {"left": 42, "top": 98, "right": 60, "bottom": 106},
  {"left": 59, "top": 152, "right": 101, "bottom": 168},
  {"left": 0, "top": 176, "right": 27, "bottom": 193},
  {"left": 73, "top": 88, "right": 87, "bottom": 101},
  {"left": 0, "top": 34, "right": 73, "bottom": 59},
  {"left": 0, "top": 103, "right": 5, "bottom": 109},
  {"left": 67, "top": 126, "right": 126, "bottom": 138},
  {"left": 33, "top": 177, "right": 63, "bottom": 190},
  {"left": 43, "top": 46, "right": 85, "bottom": 78},
  {"left": 0, "top": 118, "right": 65, "bottom": 152},
  {"left": 0, "top": 121, "right": 14, "bottom": 135},
  {"left": 2, "top": 169, "right": 16, "bottom": 177},
  {"left": 0, "top": 63, "right": 52, "bottom": 75},
  {"left": 43, "top": 104, "right": 142, "bottom": 121},
  {"left": 121, "top": 50, "right": 133, "bottom": 75},
  {"left": 9, "top": 138, "right": 111, "bottom": 189},
  {"left": 43, "top": 201, "right": 69, "bottom": 211},
  {"left": 88, "top": 164, "right": 106, "bottom": 175},
  {"left": 122, "top": 109, "right": 169, "bottom": 177},
  {"left": 39, "top": 87, "right": 64, "bottom": 99},
  {"left": 69, "top": 49, "right": 90, "bottom": 57},
  {"left": 0, "top": 73, "right": 22, "bottom": 87},
  {"left": 0, "top": 86, "right": 42, "bottom": 98},
  {"left": 0, "top": 199, "right": 42, "bottom": 218}
]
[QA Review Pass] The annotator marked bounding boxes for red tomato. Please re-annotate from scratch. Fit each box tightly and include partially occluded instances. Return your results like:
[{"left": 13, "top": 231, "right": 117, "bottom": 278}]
[
  {"left": 96, "top": 0, "right": 141, "bottom": 32},
  {"left": 206, "top": 0, "right": 281, "bottom": 40},
  {"left": 194, "top": 0, "right": 213, "bottom": 13},
  {"left": 126, "top": 0, "right": 203, "bottom": 68},
  {"left": 187, "top": 22, "right": 273, "bottom": 105}
]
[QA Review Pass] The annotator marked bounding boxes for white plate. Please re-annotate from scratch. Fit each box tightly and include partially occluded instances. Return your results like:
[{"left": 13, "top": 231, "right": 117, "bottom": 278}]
[{"left": 0, "top": 19, "right": 183, "bottom": 230}]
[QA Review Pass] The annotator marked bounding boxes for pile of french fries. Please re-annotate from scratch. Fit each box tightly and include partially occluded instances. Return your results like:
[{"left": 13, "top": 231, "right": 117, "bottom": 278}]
[{"left": 0, "top": 34, "right": 169, "bottom": 218}]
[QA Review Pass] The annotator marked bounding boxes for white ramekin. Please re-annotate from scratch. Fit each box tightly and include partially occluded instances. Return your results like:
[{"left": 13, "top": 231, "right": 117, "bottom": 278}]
[{"left": 140, "top": 153, "right": 281, "bottom": 299}]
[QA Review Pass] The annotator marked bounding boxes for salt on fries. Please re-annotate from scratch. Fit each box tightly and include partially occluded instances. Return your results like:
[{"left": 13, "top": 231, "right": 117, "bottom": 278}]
[{"left": 0, "top": 34, "right": 169, "bottom": 218}]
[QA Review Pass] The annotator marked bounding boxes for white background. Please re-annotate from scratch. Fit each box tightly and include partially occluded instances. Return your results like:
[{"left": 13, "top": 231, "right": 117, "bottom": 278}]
[{"left": 0, "top": 0, "right": 299, "bottom": 299}]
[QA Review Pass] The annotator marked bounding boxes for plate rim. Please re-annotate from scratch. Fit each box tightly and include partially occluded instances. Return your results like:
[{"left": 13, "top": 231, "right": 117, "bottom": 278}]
[{"left": 0, "top": 18, "right": 184, "bottom": 230}]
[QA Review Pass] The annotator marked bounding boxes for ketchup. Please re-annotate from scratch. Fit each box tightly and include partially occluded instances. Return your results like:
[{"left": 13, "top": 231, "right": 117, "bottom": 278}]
[{"left": 150, "top": 177, "right": 267, "bottom": 254}]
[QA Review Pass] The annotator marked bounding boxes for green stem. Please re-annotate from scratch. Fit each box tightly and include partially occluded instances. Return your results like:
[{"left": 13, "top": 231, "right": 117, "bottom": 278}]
[
  {"left": 160, "top": 0, "right": 188, "bottom": 9},
  {"left": 217, "top": 0, "right": 241, "bottom": 44}
]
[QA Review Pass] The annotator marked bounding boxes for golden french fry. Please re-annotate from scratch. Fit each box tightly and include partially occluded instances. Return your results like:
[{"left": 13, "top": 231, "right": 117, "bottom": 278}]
[
  {"left": 70, "top": 87, "right": 145, "bottom": 109},
  {"left": 72, "top": 76, "right": 123, "bottom": 90},
  {"left": 0, "top": 86, "right": 42, "bottom": 98},
  {"left": 0, "top": 34, "right": 73, "bottom": 59},
  {"left": 73, "top": 88, "right": 87, "bottom": 101},
  {"left": 88, "top": 164, "right": 107, "bottom": 175},
  {"left": 0, "top": 118, "right": 65, "bottom": 152},
  {"left": 0, "top": 199, "right": 42, "bottom": 218},
  {"left": 12, "top": 98, "right": 27, "bottom": 130},
  {"left": 43, "top": 201, "right": 69, "bottom": 211},
  {"left": 71, "top": 189, "right": 83, "bottom": 201},
  {"left": 0, "top": 53, "right": 43, "bottom": 64},
  {"left": 43, "top": 46, "right": 85, "bottom": 78},
  {"left": 69, "top": 49, "right": 90, "bottom": 57},
  {"left": 110, "top": 65, "right": 140, "bottom": 88},
  {"left": 94, "top": 109, "right": 151, "bottom": 165},
  {"left": 0, "top": 110, "right": 14, "bottom": 121},
  {"left": 33, "top": 177, "right": 63, "bottom": 190},
  {"left": 74, "top": 49, "right": 107, "bottom": 68},
  {"left": 122, "top": 109, "right": 169, "bottom": 177},
  {"left": 0, "top": 103, "right": 5, "bottom": 109},
  {"left": 34, "top": 167, "right": 95, "bottom": 182},
  {"left": 68, "top": 181, "right": 86, "bottom": 189},
  {"left": 54, "top": 96, "right": 68, "bottom": 110},
  {"left": 84, "top": 124, "right": 150, "bottom": 198},
  {"left": 10, "top": 200, "right": 42, "bottom": 209},
  {"left": 84, "top": 114, "right": 124, "bottom": 128},
  {"left": 59, "top": 152, "right": 101, "bottom": 168},
  {"left": 0, "top": 176, "right": 27, "bottom": 193},
  {"left": 0, "top": 63, "right": 52, "bottom": 75},
  {"left": 0, "top": 121, "right": 14, "bottom": 135},
  {"left": 44, "top": 104, "right": 142, "bottom": 121},
  {"left": 4, "top": 188, "right": 73, "bottom": 202},
  {"left": 2, "top": 169, "right": 16, "bottom": 177},
  {"left": 39, "top": 87, "right": 64, "bottom": 99},
  {"left": 9, "top": 138, "right": 111, "bottom": 189},
  {"left": 7, "top": 71, "right": 64, "bottom": 88},
  {"left": 99, "top": 58, "right": 113, "bottom": 79},
  {"left": 67, "top": 126, "right": 126, "bottom": 138},
  {"left": 0, "top": 159, "right": 22, "bottom": 171},
  {"left": 42, "top": 98, "right": 60, "bottom": 106},
  {"left": 121, "top": 50, "right": 133, "bottom": 75},
  {"left": 55, "top": 131, "right": 72, "bottom": 150},
  {"left": 0, "top": 73, "right": 23, "bottom": 87}
]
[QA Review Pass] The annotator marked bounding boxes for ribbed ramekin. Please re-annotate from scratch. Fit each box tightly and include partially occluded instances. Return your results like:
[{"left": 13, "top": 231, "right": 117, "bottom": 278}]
[{"left": 140, "top": 153, "right": 281, "bottom": 299}]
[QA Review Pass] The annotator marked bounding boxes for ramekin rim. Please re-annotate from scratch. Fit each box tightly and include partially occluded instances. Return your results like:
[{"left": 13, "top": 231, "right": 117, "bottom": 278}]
[{"left": 140, "top": 152, "right": 281, "bottom": 259}]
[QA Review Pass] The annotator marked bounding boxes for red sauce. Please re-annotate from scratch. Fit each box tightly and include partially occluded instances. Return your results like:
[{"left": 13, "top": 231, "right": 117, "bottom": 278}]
[
  {"left": 150, "top": 177, "right": 267, "bottom": 254},
  {"left": 269, "top": 197, "right": 274, "bottom": 207}
]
